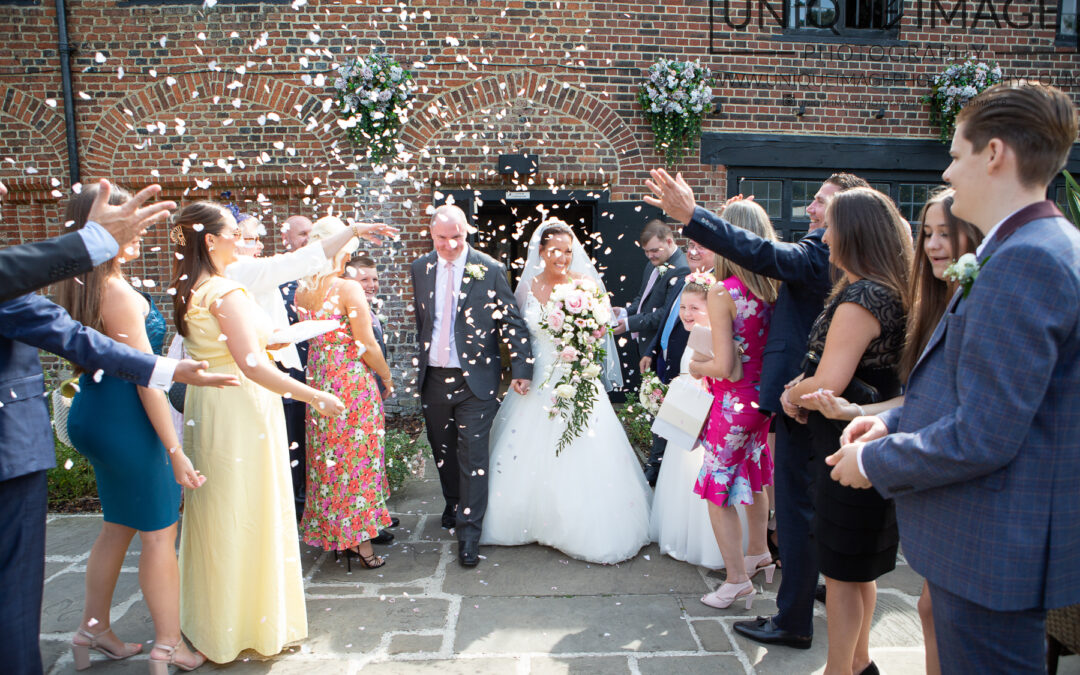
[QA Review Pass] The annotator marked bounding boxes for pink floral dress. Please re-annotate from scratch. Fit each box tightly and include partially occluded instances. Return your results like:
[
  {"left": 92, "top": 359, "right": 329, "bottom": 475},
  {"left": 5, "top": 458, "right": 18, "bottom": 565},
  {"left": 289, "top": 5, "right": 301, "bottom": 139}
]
[
  {"left": 694, "top": 275, "right": 774, "bottom": 508},
  {"left": 300, "top": 293, "right": 391, "bottom": 550}
]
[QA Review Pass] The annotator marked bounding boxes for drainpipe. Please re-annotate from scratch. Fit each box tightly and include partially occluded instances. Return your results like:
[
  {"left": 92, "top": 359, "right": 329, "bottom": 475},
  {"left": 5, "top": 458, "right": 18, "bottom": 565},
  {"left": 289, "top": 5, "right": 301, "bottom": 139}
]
[{"left": 55, "top": 0, "right": 80, "bottom": 186}]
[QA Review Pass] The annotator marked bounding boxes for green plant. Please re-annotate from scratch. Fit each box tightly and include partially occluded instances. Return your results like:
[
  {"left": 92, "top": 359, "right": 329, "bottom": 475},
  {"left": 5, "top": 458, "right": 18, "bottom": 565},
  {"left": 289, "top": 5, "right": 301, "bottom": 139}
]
[
  {"left": 922, "top": 58, "right": 1004, "bottom": 143},
  {"left": 47, "top": 437, "right": 98, "bottom": 508},
  {"left": 331, "top": 53, "right": 416, "bottom": 163},
  {"left": 1062, "top": 170, "right": 1080, "bottom": 227},
  {"left": 637, "top": 58, "right": 714, "bottom": 166},
  {"left": 615, "top": 402, "right": 652, "bottom": 467},
  {"left": 383, "top": 428, "right": 426, "bottom": 494}
]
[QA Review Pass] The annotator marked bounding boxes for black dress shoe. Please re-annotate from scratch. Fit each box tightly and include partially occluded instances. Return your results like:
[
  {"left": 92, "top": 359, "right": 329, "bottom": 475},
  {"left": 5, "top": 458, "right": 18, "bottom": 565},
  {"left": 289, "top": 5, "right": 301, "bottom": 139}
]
[
  {"left": 643, "top": 464, "right": 659, "bottom": 488},
  {"left": 857, "top": 662, "right": 879, "bottom": 675},
  {"left": 458, "top": 540, "right": 479, "bottom": 567},
  {"left": 388, "top": 517, "right": 400, "bottom": 528},
  {"left": 371, "top": 530, "right": 395, "bottom": 545},
  {"left": 732, "top": 616, "right": 812, "bottom": 650},
  {"left": 815, "top": 583, "right": 827, "bottom": 603},
  {"left": 441, "top": 504, "right": 457, "bottom": 529}
]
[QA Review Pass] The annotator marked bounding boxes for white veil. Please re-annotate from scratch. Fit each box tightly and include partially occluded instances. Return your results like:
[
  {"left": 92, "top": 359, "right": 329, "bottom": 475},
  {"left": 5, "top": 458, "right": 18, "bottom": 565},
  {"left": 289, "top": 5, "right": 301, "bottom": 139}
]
[{"left": 515, "top": 218, "right": 624, "bottom": 391}]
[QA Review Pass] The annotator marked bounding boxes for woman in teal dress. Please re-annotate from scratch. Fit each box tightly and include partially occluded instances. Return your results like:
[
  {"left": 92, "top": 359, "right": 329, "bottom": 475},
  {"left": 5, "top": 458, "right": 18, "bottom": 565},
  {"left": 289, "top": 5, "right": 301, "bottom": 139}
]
[{"left": 57, "top": 183, "right": 206, "bottom": 672}]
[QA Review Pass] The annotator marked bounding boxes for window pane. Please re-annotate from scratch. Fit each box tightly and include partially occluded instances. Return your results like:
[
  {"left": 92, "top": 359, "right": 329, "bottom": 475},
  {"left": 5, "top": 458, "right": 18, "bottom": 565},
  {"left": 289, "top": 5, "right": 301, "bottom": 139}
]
[
  {"left": 1061, "top": 0, "right": 1078, "bottom": 37},
  {"left": 791, "top": 180, "right": 819, "bottom": 220},
  {"left": 788, "top": 0, "right": 838, "bottom": 28},
  {"left": 869, "top": 182, "right": 891, "bottom": 196},
  {"left": 898, "top": 183, "right": 935, "bottom": 224},
  {"left": 788, "top": 227, "right": 809, "bottom": 242},
  {"left": 738, "top": 179, "right": 782, "bottom": 219}
]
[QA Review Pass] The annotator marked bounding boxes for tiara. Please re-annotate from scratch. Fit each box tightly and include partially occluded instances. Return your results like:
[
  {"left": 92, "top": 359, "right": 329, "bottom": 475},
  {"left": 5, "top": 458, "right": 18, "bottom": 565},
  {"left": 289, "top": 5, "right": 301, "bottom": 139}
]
[{"left": 169, "top": 223, "right": 186, "bottom": 247}]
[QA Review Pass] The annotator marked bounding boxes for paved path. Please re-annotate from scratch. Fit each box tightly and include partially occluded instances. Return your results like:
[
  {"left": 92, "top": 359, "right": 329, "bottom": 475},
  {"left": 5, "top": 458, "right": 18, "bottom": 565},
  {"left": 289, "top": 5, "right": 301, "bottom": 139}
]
[{"left": 39, "top": 461, "right": 1077, "bottom": 674}]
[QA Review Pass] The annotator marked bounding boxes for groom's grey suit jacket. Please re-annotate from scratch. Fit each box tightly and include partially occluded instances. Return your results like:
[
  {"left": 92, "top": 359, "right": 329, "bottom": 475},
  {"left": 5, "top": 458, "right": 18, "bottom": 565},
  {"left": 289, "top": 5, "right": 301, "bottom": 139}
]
[{"left": 411, "top": 248, "right": 533, "bottom": 400}]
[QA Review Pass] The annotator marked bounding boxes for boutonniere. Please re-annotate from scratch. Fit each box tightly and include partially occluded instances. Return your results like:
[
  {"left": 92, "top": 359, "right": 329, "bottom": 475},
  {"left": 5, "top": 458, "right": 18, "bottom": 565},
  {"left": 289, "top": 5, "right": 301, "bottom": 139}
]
[
  {"left": 465, "top": 263, "right": 486, "bottom": 280},
  {"left": 656, "top": 263, "right": 673, "bottom": 276},
  {"left": 943, "top": 253, "right": 986, "bottom": 298}
]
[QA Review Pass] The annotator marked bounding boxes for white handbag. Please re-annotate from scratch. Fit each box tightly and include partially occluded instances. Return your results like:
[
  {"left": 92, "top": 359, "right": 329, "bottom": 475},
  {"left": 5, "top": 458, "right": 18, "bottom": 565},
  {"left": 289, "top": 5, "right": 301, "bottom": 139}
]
[{"left": 651, "top": 374, "right": 714, "bottom": 449}]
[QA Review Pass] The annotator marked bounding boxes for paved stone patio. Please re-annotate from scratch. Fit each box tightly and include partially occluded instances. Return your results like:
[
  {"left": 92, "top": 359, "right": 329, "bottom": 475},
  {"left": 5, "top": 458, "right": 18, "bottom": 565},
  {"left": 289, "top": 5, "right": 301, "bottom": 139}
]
[{"left": 40, "top": 461, "right": 1080, "bottom": 674}]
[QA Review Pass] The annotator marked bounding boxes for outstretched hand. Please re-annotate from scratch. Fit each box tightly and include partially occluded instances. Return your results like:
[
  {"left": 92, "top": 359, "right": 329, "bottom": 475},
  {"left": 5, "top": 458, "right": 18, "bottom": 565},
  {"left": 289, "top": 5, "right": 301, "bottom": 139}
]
[
  {"left": 352, "top": 222, "right": 401, "bottom": 244},
  {"left": 87, "top": 180, "right": 176, "bottom": 250},
  {"left": 169, "top": 448, "right": 207, "bottom": 490},
  {"left": 643, "top": 169, "right": 696, "bottom": 225},
  {"left": 840, "top": 415, "right": 888, "bottom": 446},
  {"left": 825, "top": 444, "right": 872, "bottom": 489},
  {"left": 174, "top": 360, "right": 241, "bottom": 388}
]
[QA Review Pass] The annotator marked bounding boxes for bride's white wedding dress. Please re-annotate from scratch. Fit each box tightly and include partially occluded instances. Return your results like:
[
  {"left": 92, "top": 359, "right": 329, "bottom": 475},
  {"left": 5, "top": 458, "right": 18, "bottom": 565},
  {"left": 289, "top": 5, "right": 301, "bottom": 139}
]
[{"left": 480, "top": 290, "right": 652, "bottom": 564}]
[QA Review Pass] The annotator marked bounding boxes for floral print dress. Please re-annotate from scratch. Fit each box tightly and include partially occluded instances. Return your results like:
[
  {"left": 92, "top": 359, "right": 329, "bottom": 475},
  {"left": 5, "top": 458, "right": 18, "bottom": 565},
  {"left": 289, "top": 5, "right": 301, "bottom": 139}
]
[
  {"left": 300, "top": 291, "right": 391, "bottom": 550},
  {"left": 694, "top": 275, "right": 774, "bottom": 508}
]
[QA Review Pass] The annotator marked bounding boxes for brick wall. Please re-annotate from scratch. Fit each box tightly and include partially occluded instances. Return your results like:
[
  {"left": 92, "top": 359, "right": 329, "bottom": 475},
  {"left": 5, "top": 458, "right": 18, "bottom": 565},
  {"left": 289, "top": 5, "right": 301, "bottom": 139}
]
[{"left": 1, "top": 0, "right": 1076, "bottom": 407}]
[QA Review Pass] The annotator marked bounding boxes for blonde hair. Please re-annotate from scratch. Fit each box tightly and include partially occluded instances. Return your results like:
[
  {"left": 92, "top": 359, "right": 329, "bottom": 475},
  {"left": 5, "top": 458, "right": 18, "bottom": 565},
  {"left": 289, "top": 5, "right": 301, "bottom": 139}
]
[
  {"left": 299, "top": 216, "right": 358, "bottom": 290},
  {"left": 714, "top": 200, "right": 780, "bottom": 304}
]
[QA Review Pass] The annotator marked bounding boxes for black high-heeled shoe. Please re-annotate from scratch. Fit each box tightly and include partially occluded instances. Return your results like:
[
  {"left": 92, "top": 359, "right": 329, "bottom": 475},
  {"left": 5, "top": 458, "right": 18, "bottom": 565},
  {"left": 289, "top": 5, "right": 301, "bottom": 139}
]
[{"left": 352, "top": 548, "right": 385, "bottom": 569}]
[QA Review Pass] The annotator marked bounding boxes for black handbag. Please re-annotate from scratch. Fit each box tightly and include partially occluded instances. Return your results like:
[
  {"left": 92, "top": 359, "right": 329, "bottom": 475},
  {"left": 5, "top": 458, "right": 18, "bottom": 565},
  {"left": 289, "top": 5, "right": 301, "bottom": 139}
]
[
  {"left": 168, "top": 382, "right": 187, "bottom": 414},
  {"left": 801, "top": 351, "right": 882, "bottom": 431}
]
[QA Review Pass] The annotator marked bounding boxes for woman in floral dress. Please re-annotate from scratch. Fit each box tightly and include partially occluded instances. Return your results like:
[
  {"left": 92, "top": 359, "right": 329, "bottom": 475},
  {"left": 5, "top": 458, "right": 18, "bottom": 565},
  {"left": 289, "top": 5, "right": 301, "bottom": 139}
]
[
  {"left": 296, "top": 217, "right": 394, "bottom": 569},
  {"left": 688, "top": 199, "right": 778, "bottom": 611}
]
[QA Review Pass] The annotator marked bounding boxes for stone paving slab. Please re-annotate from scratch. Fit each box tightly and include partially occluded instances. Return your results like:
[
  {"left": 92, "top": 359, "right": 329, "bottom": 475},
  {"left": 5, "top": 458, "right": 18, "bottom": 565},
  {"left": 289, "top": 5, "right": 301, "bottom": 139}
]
[
  {"left": 637, "top": 654, "right": 746, "bottom": 674},
  {"left": 529, "top": 655, "right": 633, "bottom": 674},
  {"left": 455, "top": 594, "right": 699, "bottom": 654},
  {"left": 304, "top": 596, "right": 451, "bottom": 655}
]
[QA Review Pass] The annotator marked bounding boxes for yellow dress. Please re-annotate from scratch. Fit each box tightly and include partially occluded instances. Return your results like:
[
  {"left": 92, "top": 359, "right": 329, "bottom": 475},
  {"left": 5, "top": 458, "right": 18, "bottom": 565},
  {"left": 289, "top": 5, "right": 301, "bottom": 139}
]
[{"left": 178, "top": 276, "right": 307, "bottom": 663}]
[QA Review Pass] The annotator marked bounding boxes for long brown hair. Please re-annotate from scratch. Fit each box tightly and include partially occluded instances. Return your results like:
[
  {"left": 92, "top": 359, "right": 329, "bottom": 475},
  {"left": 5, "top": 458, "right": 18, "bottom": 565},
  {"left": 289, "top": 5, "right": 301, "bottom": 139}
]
[
  {"left": 55, "top": 181, "right": 132, "bottom": 336},
  {"left": 715, "top": 200, "right": 780, "bottom": 304},
  {"left": 169, "top": 201, "right": 229, "bottom": 336},
  {"left": 898, "top": 188, "right": 983, "bottom": 380},
  {"left": 824, "top": 187, "right": 913, "bottom": 310}
]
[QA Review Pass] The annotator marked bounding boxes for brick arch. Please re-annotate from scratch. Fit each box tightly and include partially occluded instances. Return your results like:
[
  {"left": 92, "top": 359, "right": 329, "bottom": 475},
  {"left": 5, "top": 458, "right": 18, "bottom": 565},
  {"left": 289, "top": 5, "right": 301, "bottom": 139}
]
[
  {"left": 83, "top": 71, "right": 338, "bottom": 177},
  {"left": 401, "top": 70, "right": 647, "bottom": 179},
  {"left": 0, "top": 86, "right": 69, "bottom": 183}
]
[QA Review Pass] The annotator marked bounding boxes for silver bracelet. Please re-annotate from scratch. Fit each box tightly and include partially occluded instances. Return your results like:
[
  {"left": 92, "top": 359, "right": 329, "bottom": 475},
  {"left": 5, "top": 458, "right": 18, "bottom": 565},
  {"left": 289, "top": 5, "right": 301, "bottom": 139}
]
[{"left": 854, "top": 404, "right": 866, "bottom": 417}]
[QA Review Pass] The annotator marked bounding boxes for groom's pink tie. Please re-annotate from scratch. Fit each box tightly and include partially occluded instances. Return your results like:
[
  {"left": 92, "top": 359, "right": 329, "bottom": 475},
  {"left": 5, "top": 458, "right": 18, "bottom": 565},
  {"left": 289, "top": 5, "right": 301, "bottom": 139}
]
[
  {"left": 631, "top": 266, "right": 660, "bottom": 341},
  {"left": 436, "top": 259, "right": 456, "bottom": 367}
]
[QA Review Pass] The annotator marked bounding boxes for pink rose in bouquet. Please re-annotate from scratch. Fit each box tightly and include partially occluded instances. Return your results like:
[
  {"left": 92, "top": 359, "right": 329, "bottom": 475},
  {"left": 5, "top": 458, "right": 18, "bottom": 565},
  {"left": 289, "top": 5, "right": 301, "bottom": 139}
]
[
  {"left": 559, "top": 345, "right": 579, "bottom": 362},
  {"left": 563, "top": 291, "right": 586, "bottom": 314},
  {"left": 547, "top": 308, "right": 566, "bottom": 331}
]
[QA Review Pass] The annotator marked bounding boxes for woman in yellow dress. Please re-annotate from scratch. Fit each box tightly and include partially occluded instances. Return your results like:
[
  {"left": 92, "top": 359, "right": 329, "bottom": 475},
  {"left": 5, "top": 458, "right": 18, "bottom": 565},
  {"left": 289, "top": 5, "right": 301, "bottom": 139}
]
[{"left": 168, "top": 202, "right": 346, "bottom": 663}]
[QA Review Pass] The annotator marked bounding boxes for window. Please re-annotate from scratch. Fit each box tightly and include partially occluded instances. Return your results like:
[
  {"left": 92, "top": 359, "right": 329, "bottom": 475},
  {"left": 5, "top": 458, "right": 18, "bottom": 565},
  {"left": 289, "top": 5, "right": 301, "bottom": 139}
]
[
  {"left": 786, "top": 0, "right": 902, "bottom": 37},
  {"left": 1060, "top": 0, "right": 1078, "bottom": 42},
  {"left": 728, "top": 169, "right": 943, "bottom": 242},
  {"left": 738, "top": 179, "right": 783, "bottom": 218}
]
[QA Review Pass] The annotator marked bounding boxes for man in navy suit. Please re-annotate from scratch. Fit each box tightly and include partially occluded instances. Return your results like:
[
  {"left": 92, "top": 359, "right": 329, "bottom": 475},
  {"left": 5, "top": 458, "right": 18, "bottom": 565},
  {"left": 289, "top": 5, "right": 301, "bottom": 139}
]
[
  {"left": 0, "top": 183, "right": 237, "bottom": 675},
  {"left": 645, "top": 169, "right": 868, "bottom": 649},
  {"left": 0, "top": 179, "right": 175, "bottom": 303},
  {"left": 829, "top": 83, "right": 1080, "bottom": 673}
]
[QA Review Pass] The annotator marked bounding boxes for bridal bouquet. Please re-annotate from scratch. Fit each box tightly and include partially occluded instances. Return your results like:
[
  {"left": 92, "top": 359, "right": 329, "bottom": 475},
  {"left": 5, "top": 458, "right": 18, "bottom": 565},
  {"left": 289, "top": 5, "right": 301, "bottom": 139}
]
[
  {"left": 539, "top": 278, "right": 614, "bottom": 455},
  {"left": 637, "top": 371, "right": 668, "bottom": 418}
]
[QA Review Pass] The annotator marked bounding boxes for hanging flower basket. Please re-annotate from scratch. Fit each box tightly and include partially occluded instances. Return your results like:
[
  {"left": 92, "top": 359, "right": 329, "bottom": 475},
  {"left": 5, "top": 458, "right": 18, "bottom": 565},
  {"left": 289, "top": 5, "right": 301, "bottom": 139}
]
[
  {"left": 637, "top": 58, "right": 714, "bottom": 166},
  {"left": 332, "top": 53, "right": 416, "bottom": 163},
  {"left": 922, "top": 57, "right": 1004, "bottom": 143}
]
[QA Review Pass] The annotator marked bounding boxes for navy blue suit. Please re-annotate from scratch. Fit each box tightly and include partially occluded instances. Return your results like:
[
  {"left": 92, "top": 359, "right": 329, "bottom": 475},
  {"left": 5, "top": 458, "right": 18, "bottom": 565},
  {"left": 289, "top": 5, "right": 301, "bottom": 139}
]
[
  {"left": 685, "top": 206, "right": 832, "bottom": 638},
  {"left": 0, "top": 293, "right": 157, "bottom": 674},
  {"left": 279, "top": 280, "right": 308, "bottom": 515},
  {"left": 0, "top": 232, "right": 93, "bottom": 304}
]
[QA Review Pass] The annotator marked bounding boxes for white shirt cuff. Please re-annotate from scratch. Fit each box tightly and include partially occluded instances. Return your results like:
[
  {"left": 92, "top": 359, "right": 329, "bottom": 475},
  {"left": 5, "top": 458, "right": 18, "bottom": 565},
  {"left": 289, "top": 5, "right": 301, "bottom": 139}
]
[
  {"left": 856, "top": 444, "right": 869, "bottom": 479},
  {"left": 78, "top": 220, "right": 120, "bottom": 266},
  {"left": 148, "top": 356, "right": 178, "bottom": 390}
]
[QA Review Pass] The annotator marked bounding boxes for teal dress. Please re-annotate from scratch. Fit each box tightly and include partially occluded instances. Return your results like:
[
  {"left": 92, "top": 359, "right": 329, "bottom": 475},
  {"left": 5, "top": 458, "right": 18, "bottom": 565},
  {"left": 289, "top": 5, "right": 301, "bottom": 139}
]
[{"left": 68, "top": 294, "right": 182, "bottom": 531}]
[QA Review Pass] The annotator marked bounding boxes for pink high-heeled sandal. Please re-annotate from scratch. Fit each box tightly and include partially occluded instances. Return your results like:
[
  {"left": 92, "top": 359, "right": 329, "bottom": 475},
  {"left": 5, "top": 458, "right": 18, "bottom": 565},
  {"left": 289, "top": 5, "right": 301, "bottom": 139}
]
[
  {"left": 70, "top": 627, "right": 142, "bottom": 671},
  {"left": 744, "top": 552, "right": 777, "bottom": 584},
  {"left": 148, "top": 640, "right": 206, "bottom": 674},
  {"left": 701, "top": 580, "right": 756, "bottom": 610}
]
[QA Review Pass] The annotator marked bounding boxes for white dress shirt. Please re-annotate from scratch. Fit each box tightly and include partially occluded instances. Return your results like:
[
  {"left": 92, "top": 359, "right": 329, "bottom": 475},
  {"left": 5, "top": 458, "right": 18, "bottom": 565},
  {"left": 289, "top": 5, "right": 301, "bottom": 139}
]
[
  {"left": 225, "top": 243, "right": 328, "bottom": 370},
  {"left": 427, "top": 246, "right": 469, "bottom": 369}
]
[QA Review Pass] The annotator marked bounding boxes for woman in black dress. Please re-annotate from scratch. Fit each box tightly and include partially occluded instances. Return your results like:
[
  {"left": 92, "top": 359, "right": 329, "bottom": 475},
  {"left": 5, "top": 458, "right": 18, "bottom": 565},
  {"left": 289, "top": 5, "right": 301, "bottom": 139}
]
[{"left": 782, "top": 187, "right": 913, "bottom": 675}]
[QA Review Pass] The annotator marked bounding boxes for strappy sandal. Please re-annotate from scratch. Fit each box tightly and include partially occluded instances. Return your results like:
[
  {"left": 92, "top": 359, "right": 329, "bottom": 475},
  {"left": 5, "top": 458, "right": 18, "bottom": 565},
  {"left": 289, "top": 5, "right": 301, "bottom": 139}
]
[
  {"left": 148, "top": 640, "right": 206, "bottom": 674},
  {"left": 71, "top": 627, "right": 142, "bottom": 671},
  {"left": 352, "top": 548, "right": 386, "bottom": 569}
]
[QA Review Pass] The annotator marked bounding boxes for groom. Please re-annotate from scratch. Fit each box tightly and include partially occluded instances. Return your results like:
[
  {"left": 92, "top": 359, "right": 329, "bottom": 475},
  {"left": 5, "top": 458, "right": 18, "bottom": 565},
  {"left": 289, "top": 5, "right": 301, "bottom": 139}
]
[{"left": 411, "top": 204, "right": 532, "bottom": 567}]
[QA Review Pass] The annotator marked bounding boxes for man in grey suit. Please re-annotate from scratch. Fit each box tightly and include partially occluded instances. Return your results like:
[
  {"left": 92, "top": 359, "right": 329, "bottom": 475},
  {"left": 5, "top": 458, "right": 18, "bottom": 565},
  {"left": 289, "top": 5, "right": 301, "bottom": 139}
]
[
  {"left": 0, "top": 179, "right": 175, "bottom": 303},
  {"left": 410, "top": 205, "right": 532, "bottom": 567},
  {"left": 829, "top": 82, "right": 1080, "bottom": 673},
  {"left": 614, "top": 218, "right": 690, "bottom": 483}
]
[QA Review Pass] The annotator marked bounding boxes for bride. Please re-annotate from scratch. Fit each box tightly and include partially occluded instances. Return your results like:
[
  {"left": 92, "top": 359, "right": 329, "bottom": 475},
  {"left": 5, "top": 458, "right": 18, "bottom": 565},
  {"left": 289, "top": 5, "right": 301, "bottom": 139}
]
[{"left": 481, "top": 219, "right": 652, "bottom": 564}]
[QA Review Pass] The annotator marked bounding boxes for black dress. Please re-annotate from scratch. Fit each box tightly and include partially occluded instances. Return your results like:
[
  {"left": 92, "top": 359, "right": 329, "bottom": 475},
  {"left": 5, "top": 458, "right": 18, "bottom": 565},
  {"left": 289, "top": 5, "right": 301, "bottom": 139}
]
[{"left": 804, "top": 280, "right": 906, "bottom": 583}]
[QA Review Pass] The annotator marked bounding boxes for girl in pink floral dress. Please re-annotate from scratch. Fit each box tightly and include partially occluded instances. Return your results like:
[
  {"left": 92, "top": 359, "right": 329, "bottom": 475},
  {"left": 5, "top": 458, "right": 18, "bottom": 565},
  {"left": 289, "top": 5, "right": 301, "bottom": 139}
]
[
  {"left": 296, "top": 219, "right": 394, "bottom": 570},
  {"left": 687, "top": 199, "right": 778, "bottom": 611}
]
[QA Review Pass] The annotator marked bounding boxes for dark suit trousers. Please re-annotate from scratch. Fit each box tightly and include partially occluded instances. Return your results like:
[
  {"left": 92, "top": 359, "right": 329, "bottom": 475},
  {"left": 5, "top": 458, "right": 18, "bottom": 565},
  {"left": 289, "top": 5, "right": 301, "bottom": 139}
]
[
  {"left": 282, "top": 399, "right": 307, "bottom": 518},
  {"left": 772, "top": 415, "right": 818, "bottom": 637},
  {"left": 929, "top": 581, "right": 1046, "bottom": 674},
  {"left": 0, "top": 470, "right": 47, "bottom": 675},
  {"left": 422, "top": 367, "right": 499, "bottom": 543}
]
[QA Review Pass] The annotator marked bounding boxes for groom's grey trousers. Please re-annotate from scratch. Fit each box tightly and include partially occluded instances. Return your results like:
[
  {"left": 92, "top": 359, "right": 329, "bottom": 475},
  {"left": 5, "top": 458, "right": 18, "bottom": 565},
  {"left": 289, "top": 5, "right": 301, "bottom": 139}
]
[{"left": 422, "top": 366, "right": 500, "bottom": 543}]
